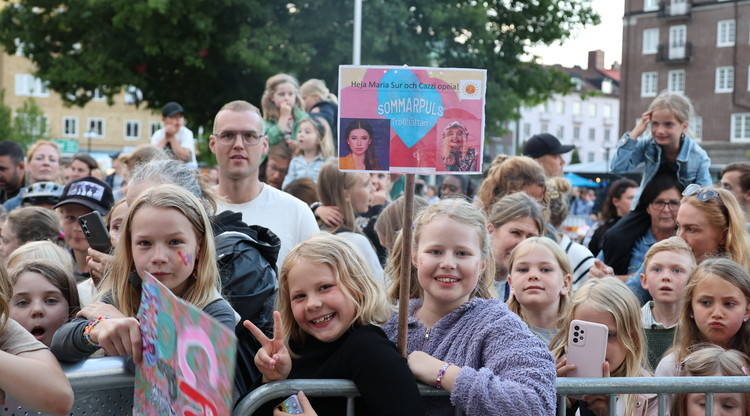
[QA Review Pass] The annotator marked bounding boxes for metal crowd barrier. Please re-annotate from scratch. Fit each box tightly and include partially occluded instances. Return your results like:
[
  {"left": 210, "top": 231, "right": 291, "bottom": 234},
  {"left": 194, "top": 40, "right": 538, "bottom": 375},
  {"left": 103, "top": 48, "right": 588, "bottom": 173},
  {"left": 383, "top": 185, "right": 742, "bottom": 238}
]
[{"left": 3, "top": 357, "right": 749, "bottom": 416}]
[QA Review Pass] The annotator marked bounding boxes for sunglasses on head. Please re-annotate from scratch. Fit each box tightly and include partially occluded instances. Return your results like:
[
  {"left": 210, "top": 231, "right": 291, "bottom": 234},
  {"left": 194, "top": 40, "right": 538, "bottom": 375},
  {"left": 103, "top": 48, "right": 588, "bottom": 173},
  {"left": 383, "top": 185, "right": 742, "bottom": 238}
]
[{"left": 682, "top": 183, "right": 719, "bottom": 202}]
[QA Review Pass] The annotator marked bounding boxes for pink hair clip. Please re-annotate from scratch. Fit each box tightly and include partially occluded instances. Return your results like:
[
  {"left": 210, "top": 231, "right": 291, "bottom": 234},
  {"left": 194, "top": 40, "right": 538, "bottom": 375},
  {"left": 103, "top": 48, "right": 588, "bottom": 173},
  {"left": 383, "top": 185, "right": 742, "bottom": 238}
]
[{"left": 742, "top": 366, "right": 747, "bottom": 376}]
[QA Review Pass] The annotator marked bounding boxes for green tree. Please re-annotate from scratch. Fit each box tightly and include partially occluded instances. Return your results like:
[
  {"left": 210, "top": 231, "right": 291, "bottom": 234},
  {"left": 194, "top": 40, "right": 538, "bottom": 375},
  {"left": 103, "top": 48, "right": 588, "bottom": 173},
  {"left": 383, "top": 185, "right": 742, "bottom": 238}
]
[
  {"left": 0, "top": 0, "right": 598, "bottom": 141},
  {"left": 0, "top": 89, "right": 13, "bottom": 142},
  {"left": 13, "top": 96, "right": 49, "bottom": 148}
]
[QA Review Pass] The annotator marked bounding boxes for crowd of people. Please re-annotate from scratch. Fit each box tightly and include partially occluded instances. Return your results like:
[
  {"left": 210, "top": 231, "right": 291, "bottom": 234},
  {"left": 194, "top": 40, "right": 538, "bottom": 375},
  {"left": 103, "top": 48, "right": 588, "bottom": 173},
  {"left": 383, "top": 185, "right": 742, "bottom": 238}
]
[{"left": 0, "top": 83, "right": 748, "bottom": 416}]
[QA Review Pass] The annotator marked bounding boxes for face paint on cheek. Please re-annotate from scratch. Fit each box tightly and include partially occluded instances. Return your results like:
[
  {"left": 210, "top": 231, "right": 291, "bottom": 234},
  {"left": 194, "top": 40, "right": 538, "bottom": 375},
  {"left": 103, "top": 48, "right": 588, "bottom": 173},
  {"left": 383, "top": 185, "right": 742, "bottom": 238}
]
[{"left": 177, "top": 251, "right": 193, "bottom": 267}]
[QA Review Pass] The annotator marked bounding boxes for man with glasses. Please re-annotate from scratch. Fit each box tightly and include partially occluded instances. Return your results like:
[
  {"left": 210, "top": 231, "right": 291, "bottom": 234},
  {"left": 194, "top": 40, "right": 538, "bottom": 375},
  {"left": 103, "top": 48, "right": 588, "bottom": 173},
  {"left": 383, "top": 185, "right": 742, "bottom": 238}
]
[
  {"left": 209, "top": 100, "right": 318, "bottom": 268},
  {"left": 150, "top": 101, "right": 198, "bottom": 169}
]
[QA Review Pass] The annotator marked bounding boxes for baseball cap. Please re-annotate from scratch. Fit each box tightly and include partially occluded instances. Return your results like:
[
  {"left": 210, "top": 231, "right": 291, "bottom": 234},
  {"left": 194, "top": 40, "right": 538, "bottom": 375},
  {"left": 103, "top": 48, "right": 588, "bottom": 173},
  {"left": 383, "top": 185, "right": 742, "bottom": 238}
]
[
  {"left": 54, "top": 177, "right": 114, "bottom": 215},
  {"left": 444, "top": 120, "right": 468, "bottom": 133},
  {"left": 522, "top": 133, "right": 574, "bottom": 159},
  {"left": 162, "top": 102, "right": 185, "bottom": 118}
]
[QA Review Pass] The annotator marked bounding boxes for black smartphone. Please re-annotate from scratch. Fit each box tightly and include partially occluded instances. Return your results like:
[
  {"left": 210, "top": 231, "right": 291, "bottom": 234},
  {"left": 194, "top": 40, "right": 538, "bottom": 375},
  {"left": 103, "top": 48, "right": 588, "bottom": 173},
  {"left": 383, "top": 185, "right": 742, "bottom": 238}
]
[{"left": 78, "top": 211, "right": 112, "bottom": 254}]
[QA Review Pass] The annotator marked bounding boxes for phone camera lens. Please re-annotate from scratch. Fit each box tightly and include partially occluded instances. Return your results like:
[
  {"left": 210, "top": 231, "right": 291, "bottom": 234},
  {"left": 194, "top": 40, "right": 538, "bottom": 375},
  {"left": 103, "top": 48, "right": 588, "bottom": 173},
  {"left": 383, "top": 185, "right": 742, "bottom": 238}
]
[
  {"left": 573, "top": 337, "right": 578, "bottom": 343},
  {"left": 573, "top": 331, "right": 579, "bottom": 337},
  {"left": 574, "top": 325, "right": 580, "bottom": 331}
]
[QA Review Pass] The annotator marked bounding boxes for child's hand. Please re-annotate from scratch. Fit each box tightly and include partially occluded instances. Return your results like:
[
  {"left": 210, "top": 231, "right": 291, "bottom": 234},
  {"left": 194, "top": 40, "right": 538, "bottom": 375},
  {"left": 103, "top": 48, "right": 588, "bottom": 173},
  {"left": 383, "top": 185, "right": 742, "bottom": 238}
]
[
  {"left": 76, "top": 302, "right": 125, "bottom": 321},
  {"left": 588, "top": 259, "right": 614, "bottom": 279},
  {"left": 556, "top": 356, "right": 576, "bottom": 378},
  {"left": 581, "top": 361, "right": 611, "bottom": 416},
  {"left": 407, "top": 351, "right": 460, "bottom": 391},
  {"left": 315, "top": 206, "right": 343, "bottom": 228},
  {"left": 92, "top": 317, "right": 143, "bottom": 364},
  {"left": 273, "top": 391, "right": 318, "bottom": 416},
  {"left": 285, "top": 138, "right": 298, "bottom": 152},
  {"left": 86, "top": 247, "right": 113, "bottom": 282},
  {"left": 631, "top": 111, "right": 651, "bottom": 139},
  {"left": 244, "top": 311, "right": 291, "bottom": 382}
]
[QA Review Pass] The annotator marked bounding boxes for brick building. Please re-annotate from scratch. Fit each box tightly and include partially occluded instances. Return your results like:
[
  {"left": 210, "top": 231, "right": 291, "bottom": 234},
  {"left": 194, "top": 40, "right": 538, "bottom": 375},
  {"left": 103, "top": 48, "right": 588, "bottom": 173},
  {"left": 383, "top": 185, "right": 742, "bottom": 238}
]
[{"left": 621, "top": 0, "right": 750, "bottom": 164}]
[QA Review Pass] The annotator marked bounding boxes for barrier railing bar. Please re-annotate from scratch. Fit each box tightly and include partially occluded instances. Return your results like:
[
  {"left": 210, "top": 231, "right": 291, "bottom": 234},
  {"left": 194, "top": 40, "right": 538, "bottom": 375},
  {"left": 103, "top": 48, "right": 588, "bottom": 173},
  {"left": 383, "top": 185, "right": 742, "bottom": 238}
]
[
  {"left": 706, "top": 392, "right": 713, "bottom": 416},
  {"left": 61, "top": 356, "right": 133, "bottom": 391}
]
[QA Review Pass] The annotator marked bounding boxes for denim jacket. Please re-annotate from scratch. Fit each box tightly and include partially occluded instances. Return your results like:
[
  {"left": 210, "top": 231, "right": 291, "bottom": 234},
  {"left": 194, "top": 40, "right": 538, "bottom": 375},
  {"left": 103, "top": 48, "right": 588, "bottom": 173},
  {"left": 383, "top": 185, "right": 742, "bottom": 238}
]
[{"left": 610, "top": 133, "right": 711, "bottom": 207}]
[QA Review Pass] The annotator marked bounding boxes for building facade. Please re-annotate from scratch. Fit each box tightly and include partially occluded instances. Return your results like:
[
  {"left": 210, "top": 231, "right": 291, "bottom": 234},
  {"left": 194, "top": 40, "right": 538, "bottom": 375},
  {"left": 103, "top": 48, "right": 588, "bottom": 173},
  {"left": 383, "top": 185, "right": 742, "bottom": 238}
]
[
  {"left": 506, "top": 51, "right": 621, "bottom": 167},
  {"left": 0, "top": 46, "right": 161, "bottom": 159},
  {"left": 621, "top": 0, "right": 750, "bottom": 163}
]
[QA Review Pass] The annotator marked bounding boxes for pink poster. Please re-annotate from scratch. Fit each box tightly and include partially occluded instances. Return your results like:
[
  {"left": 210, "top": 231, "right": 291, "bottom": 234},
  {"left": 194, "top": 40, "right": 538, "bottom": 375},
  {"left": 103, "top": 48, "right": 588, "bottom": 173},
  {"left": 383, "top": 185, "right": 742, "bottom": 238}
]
[
  {"left": 338, "top": 65, "right": 486, "bottom": 174},
  {"left": 134, "top": 272, "right": 237, "bottom": 416}
]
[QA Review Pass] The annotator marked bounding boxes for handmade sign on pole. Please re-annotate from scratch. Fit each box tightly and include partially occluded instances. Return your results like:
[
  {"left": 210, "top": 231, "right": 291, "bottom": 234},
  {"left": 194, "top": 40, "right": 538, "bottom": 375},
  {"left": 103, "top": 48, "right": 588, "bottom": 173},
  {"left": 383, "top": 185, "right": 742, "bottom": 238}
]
[
  {"left": 338, "top": 65, "right": 487, "bottom": 174},
  {"left": 134, "top": 272, "right": 237, "bottom": 416}
]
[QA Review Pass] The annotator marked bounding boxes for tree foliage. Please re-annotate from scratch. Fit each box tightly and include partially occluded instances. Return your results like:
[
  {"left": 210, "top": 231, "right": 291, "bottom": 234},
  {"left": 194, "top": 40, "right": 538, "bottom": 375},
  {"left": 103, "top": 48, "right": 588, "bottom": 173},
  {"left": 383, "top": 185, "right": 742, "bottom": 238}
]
[
  {"left": 0, "top": 0, "right": 599, "bottom": 136},
  {"left": 0, "top": 89, "right": 48, "bottom": 148}
]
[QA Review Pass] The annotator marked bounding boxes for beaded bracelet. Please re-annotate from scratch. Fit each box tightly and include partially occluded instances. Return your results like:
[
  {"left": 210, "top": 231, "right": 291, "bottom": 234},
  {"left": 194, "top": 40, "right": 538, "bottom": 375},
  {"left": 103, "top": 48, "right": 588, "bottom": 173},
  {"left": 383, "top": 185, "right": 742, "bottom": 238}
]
[
  {"left": 83, "top": 315, "right": 111, "bottom": 347},
  {"left": 436, "top": 362, "right": 453, "bottom": 390}
]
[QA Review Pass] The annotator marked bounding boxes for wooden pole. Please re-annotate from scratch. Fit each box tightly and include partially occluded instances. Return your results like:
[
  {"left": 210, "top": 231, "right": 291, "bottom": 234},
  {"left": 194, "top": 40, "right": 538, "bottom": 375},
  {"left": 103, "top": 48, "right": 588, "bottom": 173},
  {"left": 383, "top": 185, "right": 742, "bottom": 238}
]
[{"left": 396, "top": 173, "right": 415, "bottom": 357}]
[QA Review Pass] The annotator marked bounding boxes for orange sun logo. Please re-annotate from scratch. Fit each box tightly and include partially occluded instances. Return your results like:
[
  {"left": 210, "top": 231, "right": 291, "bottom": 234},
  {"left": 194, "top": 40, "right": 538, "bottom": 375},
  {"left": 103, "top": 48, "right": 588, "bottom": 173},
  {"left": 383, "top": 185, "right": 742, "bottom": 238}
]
[{"left": 464, "top": 84, "right": 476, "bottom": 95}]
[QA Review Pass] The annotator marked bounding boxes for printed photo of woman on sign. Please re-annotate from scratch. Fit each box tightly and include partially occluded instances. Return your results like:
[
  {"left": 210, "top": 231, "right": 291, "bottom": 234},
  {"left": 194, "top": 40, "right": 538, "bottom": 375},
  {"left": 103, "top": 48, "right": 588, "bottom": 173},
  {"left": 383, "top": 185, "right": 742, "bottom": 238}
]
[
  {"left": 339, "top": 118, "right": 390, "bottom": 171},
  {"left": 439, "top": 120, "right": 479, "bottom": 172}
]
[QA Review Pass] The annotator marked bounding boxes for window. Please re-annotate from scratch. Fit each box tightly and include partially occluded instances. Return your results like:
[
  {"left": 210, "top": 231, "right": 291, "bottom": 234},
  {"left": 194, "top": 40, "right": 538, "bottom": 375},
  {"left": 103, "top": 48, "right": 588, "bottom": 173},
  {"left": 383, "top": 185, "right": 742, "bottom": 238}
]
[
  {"left": 86, "top": 118, "right": 105, "bottom": 138},
  {"left": 717, "top": 20, "right": 736, "bottom": 47},
  {"left": 668, "top": 70, "right": 685, "bottom": 93},
  {"left": 589, "top": 128, "right": 596, "bottom": 142},
  {"left": 587, "top": 152, "right": 595, "bottom": 163},
  {"left": 556, "top": 126, "right": 564, "bottom": 140},
  {"left": 644, "top": 0, "right": 659, "bottom": 11},
  {"left": 63, "top": 117, "right": 78, "bottom": 138},
  {"left": 572, "top": 102, "right": 581, "bottom": 115},
  {"left": 15, "top": 114, "right": 48, "bottom": 136},
  {"left": 669, "top": 25, "right": 686, "bottom": 59},
  {"left": 601, "top": 79, "right": 613, "bottom": 94},
  {"left": 731, "top": 113, "right": 750, "bottom": 141},
  {"left": 124, "top": 86, "right": 143, "bottom": 105},
  {"left": 572, "top": 78, "right": 583, "bottom": 91},
  {"left": 542, "top": 101, "right": 550, "bottom": 113},
  {"left": 541, "top": 122, "right": 549, "bottom": 133},
  {"left": 125, "top": 120, "right": 141, "bottom": 141},
  {"left": 642, "top": 28, "right": 659, "bottom": 54},
  {"left": 716, "top": 66, "right": 734, "bottom": 93},
  {"left": 603, "top": 104, "right": 612, "bottom": 118},
  {"left": 523, "top": 123, "right": 531, "bottom": 139},
  {"left": 14, "top": 74, "right": 49, "bottom": 97},
  {"left": 588, "top": 103, "right": 597, "bottom": 117},
  {"left": 641, "top": 72, "right": 658, "bottom": 97},
  {"left": 604, "top": 128, "right": 611, "bottom": 141},
  {"left": 91, "top": 88, "right": 106, "bottom": 102},
  {"left": 691, "top": 116, "right": 703, "bottom": 141},
  {"left": 556, "top": 101, "right": 564, "bottom": 114},
  {"left": 149, "top": 121, "right": 162, "bottom": 137},
  {"left": 573, "top": 126, "right": 581, "bottom": 141}
]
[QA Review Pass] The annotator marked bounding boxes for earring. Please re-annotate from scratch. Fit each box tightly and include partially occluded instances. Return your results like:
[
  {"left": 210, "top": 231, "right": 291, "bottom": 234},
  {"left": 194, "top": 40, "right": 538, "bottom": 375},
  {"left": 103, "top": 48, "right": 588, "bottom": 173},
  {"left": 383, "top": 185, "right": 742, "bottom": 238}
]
[
  {"left": 680, "top": 133, "right": 686, "bottom": 140},
  {"left": 689, "top": 314, "right": 694, "bottom": 319},
  {"left": 744, "top": 317, "right": 749, "bottom": 322},
  {"left": 191, "top": 263, "right": 198, "bottom": 279}
]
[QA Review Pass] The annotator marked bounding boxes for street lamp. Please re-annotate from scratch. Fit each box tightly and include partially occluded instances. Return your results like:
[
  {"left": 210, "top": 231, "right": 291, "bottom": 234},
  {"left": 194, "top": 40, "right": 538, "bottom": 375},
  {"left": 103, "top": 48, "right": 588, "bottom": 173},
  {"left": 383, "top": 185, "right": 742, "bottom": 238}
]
[{"left": 84, "top": 127, "right": 96, "bottom": 153}]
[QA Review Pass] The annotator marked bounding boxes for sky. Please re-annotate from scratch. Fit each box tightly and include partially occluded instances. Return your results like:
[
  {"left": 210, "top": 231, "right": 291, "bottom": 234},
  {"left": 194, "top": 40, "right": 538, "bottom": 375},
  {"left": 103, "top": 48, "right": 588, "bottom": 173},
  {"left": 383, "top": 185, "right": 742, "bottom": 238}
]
[{"left": 528, "top": 0, "right": 625, "bottom": 69}]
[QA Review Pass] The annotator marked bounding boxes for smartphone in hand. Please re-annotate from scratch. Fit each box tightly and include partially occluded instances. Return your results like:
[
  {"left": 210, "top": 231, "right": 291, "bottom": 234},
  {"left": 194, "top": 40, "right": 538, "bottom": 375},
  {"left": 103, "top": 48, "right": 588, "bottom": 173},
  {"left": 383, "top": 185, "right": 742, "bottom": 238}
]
[
  {"left": 567, "top": 319, "right": 608, "bottom": 378},
  {"left": 277, "top": 394, "right": 303, "bottom": 414},
  {"left": 78, "top": 211, "right": 112, "bottom": 254}
]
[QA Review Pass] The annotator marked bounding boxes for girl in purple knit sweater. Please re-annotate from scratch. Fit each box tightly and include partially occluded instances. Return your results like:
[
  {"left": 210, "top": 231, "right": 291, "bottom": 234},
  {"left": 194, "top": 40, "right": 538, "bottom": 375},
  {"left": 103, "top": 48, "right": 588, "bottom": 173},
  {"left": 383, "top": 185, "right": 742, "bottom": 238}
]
[{"left": 383, "top": 198, "right": 556, "bottom": 415}]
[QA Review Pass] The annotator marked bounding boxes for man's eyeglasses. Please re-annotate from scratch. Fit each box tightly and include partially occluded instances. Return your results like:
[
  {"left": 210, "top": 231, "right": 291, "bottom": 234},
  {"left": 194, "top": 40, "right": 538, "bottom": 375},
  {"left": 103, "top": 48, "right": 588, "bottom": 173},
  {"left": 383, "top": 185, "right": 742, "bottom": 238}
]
[
  {"left": 682, "top": 183, "right": 719, "bottom": 202},
  {"left": 651, "top": 200, "right": 680, "bottom": 211},
  {"left": 214, "top": 130, "right": 263, "bottom": 146}
]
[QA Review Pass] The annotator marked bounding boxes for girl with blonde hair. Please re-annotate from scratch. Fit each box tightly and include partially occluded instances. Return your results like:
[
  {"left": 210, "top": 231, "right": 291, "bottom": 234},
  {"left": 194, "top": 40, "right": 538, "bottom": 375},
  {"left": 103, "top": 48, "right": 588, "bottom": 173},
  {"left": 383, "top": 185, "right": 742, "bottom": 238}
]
[
  {"left": 244, "top": 233, "right": 424, "bottom": 415},
  {"left": 50, "top": 184, "right": 234, "bottom": 363},
  {"left": 383, "top": 198, "right": 556, "bottom": 415},
  {"left": 555, "top": 277, "right": 657, "bottom": 415},
  {"left": 261, "top": 73, "right": 307, "bottom": 149},
  {"left": 507, "top": 237, "right": 572, "bottom": 347}
]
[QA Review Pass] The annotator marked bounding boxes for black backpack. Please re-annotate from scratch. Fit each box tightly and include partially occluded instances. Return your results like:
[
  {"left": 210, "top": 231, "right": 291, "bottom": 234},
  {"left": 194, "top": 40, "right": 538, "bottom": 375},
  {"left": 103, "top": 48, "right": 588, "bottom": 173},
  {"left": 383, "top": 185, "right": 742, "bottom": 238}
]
[{"left": 212, "top": 211, "right": 280, "bottom": 398}]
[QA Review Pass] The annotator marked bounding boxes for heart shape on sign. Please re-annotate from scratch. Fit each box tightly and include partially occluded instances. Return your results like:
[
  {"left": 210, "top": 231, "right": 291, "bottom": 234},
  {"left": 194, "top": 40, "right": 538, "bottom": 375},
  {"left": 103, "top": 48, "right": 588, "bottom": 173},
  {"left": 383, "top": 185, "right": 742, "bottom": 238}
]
[{"left": 377, "top": 69, "right": 443, "bottom": 149}]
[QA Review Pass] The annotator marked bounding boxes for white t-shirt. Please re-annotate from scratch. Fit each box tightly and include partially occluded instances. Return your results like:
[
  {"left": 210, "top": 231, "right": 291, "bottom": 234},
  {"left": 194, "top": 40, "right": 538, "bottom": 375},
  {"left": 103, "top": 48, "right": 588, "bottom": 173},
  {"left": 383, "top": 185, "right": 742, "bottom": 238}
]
[
  {"left": 216, "top": 184, "right": 319, "bottom": 268},
  {"left": 150, "top": 126, "right": 198, "bottom": 169}
]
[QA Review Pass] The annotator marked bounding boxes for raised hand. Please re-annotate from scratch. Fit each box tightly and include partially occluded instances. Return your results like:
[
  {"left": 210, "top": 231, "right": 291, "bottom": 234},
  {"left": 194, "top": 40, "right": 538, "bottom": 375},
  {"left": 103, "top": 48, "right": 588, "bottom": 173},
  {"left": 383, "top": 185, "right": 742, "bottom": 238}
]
[
  {"left": 91, "top": 317, "right": 143, "bottom": 364},
  {"left": 243, "top": 311, "right": 292, "bottom": 382},
  {"left": 631, "top": 111, "right": 651, "bottom": 139},
  {"left": 581, "top": 361, "right": 611, "bottom": 416}
]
